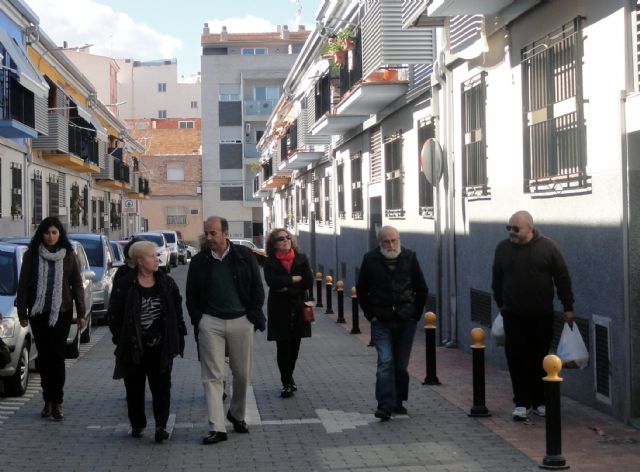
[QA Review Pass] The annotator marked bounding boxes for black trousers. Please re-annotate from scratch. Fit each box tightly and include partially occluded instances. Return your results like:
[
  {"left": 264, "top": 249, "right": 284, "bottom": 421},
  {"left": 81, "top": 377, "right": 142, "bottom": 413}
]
[
  {"left": 123, "top": 345, "right": 173, "bottom": 429},
  {"left": 276, "top": 338, "right": 301, "bottom": 386},
  {"left": 30, "top": 310, "right": 72, "bottom": 404},
  {"left": 503, "top": 314, "right": 554, "bottom": 408}
]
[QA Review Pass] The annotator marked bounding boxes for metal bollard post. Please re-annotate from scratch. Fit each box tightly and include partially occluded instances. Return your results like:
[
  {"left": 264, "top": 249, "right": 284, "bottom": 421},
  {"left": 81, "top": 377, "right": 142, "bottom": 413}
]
[
  {"left": 307, "top": 272, "right": 315, "bottom": 301},
  {"left": 423, "top": 311, "right": 441, "bottom": 385},
  {"left": 336, "top": 281, "right": 345, "bottom": 323},
  {"left": 315, "top": 272, "right": 323, "bottom": 308},
  {"left": 468, "top": 328, "right": 491, "bottom": 417},
  {"left": 540, "top": 354, "right": 569, "bottom": 470},
  {"left": 325, "top": 276, "right": 334, "bottom": 314},
  {"left": 350, "top": 287, "right": 361, "bottom": 334}
]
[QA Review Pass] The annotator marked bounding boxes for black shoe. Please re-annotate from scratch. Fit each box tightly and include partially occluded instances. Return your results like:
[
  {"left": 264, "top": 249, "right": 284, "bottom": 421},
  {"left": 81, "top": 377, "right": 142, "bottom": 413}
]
[
  {"left": 393, "top": 404, "right": 408, "bottom": 415},
  {"left": 374, "top": 408, "right": 391, "bottom": 421},
  {"left": 131, "top": 427, "right": 144, "bottom": 438},
  {"left": 290, "top": 383, "right": 297, "bottom": 392},
  {"left": 155, "top": 427, "right": 169, "bottom": 443},
  {"left": 51, "top": 403, "right": 64, "bottom": 421},
  {"left": 280, "top": 385, "right": 294, "bottom": 398},
  {"left": 41, "top": 401, "right": 52, "bottom": 418},
  {"left": 227, "top": 411, "right": 249, "bottom": 433},
  {"left": 202, "top": 431, "right": 228, "bottom": 445}
]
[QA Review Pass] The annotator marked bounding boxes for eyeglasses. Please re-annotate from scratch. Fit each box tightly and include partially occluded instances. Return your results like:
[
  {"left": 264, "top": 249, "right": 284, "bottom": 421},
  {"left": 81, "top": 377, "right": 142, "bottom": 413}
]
[
  {"left": 506, "top": 225, "right": 520, "bottom": 233},
  {"left": 276, "top": 235, "right": 292, "bottom": 242}
]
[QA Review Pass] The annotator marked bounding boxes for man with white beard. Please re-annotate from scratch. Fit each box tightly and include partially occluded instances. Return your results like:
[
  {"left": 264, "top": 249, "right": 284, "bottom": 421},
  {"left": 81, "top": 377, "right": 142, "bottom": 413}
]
[{"left": 356, "top": 226, "right": 428, "bottom": 420}]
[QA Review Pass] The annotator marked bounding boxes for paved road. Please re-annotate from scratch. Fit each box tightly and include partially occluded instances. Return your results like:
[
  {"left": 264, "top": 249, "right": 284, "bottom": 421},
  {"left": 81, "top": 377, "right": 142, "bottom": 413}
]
[{"left": 1, "top": 264, "right": 537, "bottom": 471}]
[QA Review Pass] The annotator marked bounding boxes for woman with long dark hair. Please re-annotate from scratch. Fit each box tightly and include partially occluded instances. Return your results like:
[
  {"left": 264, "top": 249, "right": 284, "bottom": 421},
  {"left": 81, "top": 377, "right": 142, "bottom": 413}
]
[
  {"left": 16, "top": 216, "right": 86, "bottom": 421},
  {"left": 108, "top": 241, "right": 186, "bottom": 442},
  {"left": 264, "top": 228, "right": 313, "bottom": 398}
]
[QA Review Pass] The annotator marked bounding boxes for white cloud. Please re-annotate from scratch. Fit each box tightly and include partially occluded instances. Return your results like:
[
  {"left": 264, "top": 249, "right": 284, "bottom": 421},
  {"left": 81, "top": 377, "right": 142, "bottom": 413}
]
[{"left": 28, "top": 0, "right": 182, "bottom": 61}]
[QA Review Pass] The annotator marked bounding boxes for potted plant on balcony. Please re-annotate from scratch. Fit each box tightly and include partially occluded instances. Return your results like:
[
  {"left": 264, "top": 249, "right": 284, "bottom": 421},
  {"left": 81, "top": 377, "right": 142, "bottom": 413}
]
[
  {"left": 322, "top": 42, "right": 347, "bottom": 66},
  {"left": 337, "top": 27, "right": 356, "bottom": 51}
]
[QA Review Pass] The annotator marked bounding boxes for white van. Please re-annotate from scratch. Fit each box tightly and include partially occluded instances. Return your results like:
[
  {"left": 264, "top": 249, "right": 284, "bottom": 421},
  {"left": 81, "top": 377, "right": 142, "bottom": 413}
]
[{"left": 150, "top": 230, "right": 179, "bottom": 267}]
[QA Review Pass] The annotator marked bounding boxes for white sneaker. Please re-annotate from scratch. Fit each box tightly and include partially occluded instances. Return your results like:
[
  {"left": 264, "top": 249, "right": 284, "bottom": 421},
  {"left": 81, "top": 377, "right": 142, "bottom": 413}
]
[
  {"left": 532, "top": 405, "right": 546, "bottom": 417},
  {"left": 512, "top": 406, "right": 530, "bottom": 421}
]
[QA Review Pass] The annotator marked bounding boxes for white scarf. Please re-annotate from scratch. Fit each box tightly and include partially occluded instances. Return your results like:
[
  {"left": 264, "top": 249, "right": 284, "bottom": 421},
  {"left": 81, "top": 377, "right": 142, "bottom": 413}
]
[{"left": 31, "top": 244, "right": 67, "bottom": 327}]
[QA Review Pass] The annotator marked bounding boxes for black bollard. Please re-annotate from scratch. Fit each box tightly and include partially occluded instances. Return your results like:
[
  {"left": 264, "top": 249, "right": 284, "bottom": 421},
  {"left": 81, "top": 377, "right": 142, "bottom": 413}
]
[
  {"left": 307, "top": 273, "right": 315, "bottom": 301},
  {"left": 336, "top": 281, "right": 345, "bottom": 323},
  {"left": 423, "top": 312, "right": 440, "bottom": 385},
  {"left": 350, "top": 287, "right": 361, "bottom": 334},
  {"left": 468, "top": 328, "right": 491, "bottom": 417},
  {"left": 325, "top": 276, "right": 334, "bottom": 314},
  {"left": 315, "top": 273, "right": 323, "bottom": 308},
  {"left": 540, "top": 355, "right": 569, "bottom": 470}
]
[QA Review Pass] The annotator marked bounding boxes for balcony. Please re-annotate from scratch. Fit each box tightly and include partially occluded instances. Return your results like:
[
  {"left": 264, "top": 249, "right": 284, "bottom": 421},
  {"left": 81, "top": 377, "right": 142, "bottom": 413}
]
[
  {"left": 336, "top": 71, "right": 408, "bottom": 116},
  {"left": 0, "top": 70, "right": 37, "bottom": 139},
  {"left": 310, "top": 115, "right": 367, "bottom": 136},
  {"left": 94, "top": 154, "right": 127, "bottom": 190},
  {"left": 244, "top": 99, "right": 276, "bottom": 117},
  {"left": 279, "top": 149, "right": 324, "bottom": 170},
  {"left": 127, "top": 176, "right": 150, "bottom": 199},
  {"left": 262, "top": 174, "right": 291, "bottom": 189},
  {"left": 427, "top": 0, "right": 513, "bottom": 16},
  {"left": 310, "top": 73, "right": 367, "bottom": 136}
]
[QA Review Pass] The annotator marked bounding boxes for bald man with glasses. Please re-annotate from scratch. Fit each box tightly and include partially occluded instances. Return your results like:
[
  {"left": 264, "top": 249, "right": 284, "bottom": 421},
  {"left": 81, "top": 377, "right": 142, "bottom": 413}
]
[{"left": 492, "top": 210, "right": 575, "bottom": 421}]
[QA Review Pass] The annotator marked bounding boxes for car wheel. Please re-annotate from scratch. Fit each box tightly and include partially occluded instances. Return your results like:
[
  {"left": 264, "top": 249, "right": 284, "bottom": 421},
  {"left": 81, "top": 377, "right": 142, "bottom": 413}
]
[
  {"left": 66, "top": 329, "right": 80, "bottom": 359},
  {"left": 3, "top": 343, "right": 30, "bottom": 396},
  {"left": 80, "top": 314, "right": 92, "bottom": 343}
]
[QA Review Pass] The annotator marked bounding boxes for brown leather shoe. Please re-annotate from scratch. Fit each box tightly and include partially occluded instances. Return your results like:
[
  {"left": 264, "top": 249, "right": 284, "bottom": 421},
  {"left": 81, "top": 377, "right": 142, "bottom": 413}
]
[
  {"left": 51, "top": 403, "right": 64, "bottom": 421},
  {"left": 41, "top": 401, "right": 52, "bottom": 418}
]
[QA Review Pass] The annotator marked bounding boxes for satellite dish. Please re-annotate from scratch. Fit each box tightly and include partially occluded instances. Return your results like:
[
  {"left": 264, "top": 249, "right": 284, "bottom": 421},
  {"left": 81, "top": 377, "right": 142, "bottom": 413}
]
[{"left": 420, "top": 138, "right": 443, "bottom": 185}]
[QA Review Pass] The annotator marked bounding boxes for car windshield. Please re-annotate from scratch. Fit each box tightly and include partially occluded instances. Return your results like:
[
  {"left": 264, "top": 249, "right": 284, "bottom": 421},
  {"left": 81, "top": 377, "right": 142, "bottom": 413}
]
[
  {"left": 162, "top": 233, "right": 176, "bottom": 243},
  {"left": 0, "top": 250, "right": 17, "bottom": 295},
  {"left": 137, "top": 234, "right": 164, "bottom": 246},
  {"left": 110, "top": 242, "right": 122, "bottom": 259},
  {"left": 72, "top": 237, "right": 104, "bottom": 266}
]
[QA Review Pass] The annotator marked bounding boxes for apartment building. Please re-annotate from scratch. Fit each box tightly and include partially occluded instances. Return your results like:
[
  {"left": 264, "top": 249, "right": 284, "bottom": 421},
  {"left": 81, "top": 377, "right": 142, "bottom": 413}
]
[
  {"left": 257, "top": 0, "right": 640, "bottom": 425},
  {"left": 200, "top": 23, "right": 309, "bottom": 243},
  {"left": 0, "top": 0, "right": 147, "bottom": 240}
]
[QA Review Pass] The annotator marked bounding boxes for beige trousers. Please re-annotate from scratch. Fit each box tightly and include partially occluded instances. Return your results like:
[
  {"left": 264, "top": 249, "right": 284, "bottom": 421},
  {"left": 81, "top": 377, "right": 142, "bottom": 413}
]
[{"left": 198, "top": 315, "right": 254, "bottom": 432}]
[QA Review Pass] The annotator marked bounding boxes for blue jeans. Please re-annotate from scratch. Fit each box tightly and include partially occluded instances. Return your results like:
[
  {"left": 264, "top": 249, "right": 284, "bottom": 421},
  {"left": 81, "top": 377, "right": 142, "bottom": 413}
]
[{"left": 371, "top": 318, "right": 418, "bottom": 411}]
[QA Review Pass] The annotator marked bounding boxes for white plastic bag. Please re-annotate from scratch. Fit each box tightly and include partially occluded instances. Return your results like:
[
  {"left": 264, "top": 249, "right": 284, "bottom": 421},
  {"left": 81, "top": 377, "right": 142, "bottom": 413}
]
[
  {"left": 556, "top": 322, "right": 589, "bottom": 369},
  {"left": 491, "top": 313, "right": 505, "bottom": 346}
]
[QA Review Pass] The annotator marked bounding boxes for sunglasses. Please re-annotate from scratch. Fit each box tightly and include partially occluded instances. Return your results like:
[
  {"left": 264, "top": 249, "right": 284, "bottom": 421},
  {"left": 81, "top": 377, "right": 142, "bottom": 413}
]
[
  {"left": 506, "top": 225, "right": 520, "bottom": 233},
  {"left": 276, "top": 235, "right": 292, "bottom": 242}
]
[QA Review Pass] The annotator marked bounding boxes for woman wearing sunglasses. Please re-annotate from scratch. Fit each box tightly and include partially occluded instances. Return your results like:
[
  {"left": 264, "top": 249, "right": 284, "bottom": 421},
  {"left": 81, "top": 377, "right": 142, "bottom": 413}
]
[{"left": 263, "top": 228, "right": 313, "bottom": 398}]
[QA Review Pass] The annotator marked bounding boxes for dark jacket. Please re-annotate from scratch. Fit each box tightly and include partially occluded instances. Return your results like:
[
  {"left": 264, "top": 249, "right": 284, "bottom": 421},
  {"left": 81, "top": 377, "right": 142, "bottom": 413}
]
[
  {"left": 492, "top": 229, "right": 574, "bottom": 319},
  {"left": 16, "top": 247, "right": 86, "bottom": 321},
  {"left": 186, "top": 241, "right": 266, "bottom": 333},
  {"left": 107, "top": 269, "right": 186, "bottom": 379},
  {"left": 356, "top": 247, "right": 428, "bottom": 322},
  {"left": 264, "top": 251, "right": 314, "bottom": 341}
]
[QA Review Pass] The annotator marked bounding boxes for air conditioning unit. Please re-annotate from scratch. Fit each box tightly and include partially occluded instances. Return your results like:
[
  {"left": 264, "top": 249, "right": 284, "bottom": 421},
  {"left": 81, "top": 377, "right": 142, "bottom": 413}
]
[
  {"left": 245, "top": 122, "right": 251, "bottom": 136},
  {"left": 196, "top": 186, "right": 202, "bottom": 194}
]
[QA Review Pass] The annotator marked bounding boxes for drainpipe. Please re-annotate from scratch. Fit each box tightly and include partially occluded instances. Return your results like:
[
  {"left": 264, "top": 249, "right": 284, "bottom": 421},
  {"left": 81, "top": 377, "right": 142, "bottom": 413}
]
[{"left": 23, "top": 141, "right": 32, "bottom": 235}]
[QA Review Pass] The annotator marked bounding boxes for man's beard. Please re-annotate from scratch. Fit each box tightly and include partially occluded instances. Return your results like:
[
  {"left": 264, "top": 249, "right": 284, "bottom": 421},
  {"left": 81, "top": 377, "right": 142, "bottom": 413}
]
[{"left": 380, "top": 246, "right": 401, "bottom": 259}]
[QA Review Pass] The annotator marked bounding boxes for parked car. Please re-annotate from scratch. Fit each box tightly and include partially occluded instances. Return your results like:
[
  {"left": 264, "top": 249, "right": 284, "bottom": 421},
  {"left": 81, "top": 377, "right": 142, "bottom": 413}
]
[
  {"left": 68, "top": 233, "right": 115, "bottom": 326},
  {"left": 132, "top": 232, "right": 171, "bottom": 272},
  {"left": 176, "top": 239, "right": 190, "bottom": 264},
  {"left": 1, "top": 238, "right": 95, "bottom": 360},
  {"left": 186, "top": 243, "right": 198, "bottom": 259},
  {"left": 230, "top": 238, "right": 267, "bottom": 265},
  {"left": 149, "top": 230, "right": 179, "bottom": 267},
  {"left": 110, "top": 240, "right": 126, "bottom": 266}
]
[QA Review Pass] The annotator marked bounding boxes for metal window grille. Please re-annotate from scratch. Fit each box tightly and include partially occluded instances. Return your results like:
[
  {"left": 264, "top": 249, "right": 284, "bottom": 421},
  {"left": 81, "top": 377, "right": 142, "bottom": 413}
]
[
  {"left": 32, "top": 171, "right": 43, "bottom": 225},
  {"left": 323, "top": 175, "right": 332, "bottom": 225},
  {"left": 337, "top": 161, "right": 345, "bottom": 218},
  {"left": 384, "top": 130, "right": 404, "bottom": 217},
  {"left": 91, "top": 198, "right": 97, "bottom": 232},
  {"left": 10, "top": 163, "right": 22, "bottom": 219},
  {"left": 418, "top": 119, "right": 435, "bottom": 217},
  {"left": 592, "top": 315, "right": 612, "bottom": 403},
  {"left": 312, "top": 174, "right": 321, "bottom": 222},
  {"left": 470, "top": 288, "right": 492, "bottom": 327},
  {"left": 298, "top": 179, "right": 308, "bottom": 224},
  {"left": 521, "top": 17, "right": 588, "bottom": 192},
  {"left": 82, "top": 185, "right": 89, "bottom": 226},
  {"left": 370, "top": 126, "right": 382, "bottom": 183},
  {"left": 461, "top": 73, "right": 488, "bottom": 194},
  {"left": 70, "top": 183, "right": 81, "bottom": 227},
  {"left": 99, "top": 199, "right": 105, "bottom": 231},
  {"left": 351, "top": 152, "right": 363, "bottom": 219},
  {"left": 166, "top": 207, "right": 187, "bottom": 225},
  {"left": 48, "top": 176, "right": 59, "bottom": 218}
]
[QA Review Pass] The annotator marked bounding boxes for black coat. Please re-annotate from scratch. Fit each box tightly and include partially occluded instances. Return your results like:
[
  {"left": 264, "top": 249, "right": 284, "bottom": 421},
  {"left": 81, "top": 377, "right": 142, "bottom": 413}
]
[
  {"left": 107, "top": 270, "right": 186, "bottom": 379},
  {"left": 264, "top": 252, "right": 314, "bottom": 341}
]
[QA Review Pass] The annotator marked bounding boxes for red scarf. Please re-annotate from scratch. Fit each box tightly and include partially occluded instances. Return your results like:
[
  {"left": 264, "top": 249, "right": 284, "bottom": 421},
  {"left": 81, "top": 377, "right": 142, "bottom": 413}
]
[{"left": 275, "top": 249, "right": 295, "bottom": 273}]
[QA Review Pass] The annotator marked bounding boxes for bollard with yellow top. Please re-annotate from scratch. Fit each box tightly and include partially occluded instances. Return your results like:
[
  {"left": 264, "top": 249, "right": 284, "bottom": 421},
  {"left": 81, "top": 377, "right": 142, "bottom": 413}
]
[
  {"left": 468, "top": 328, "right": 491, "bottom": 417},
  {"left": 336, "top": 280, "right": 345, "bottom": 323},
  {"left": 423, "top": 311, "right": 440, "bottom": 385},
  {"left": 539, "top": 354, "right": 569, "bottom": 470},
  {"left": 315, "top": 272, "right": 323, "bottom": 308},
  {"left": 325, "top": 275, "right": 334, "bottom": 314},
  {"left": 350, "top": 287, "right": 361, "bottom": 334}
]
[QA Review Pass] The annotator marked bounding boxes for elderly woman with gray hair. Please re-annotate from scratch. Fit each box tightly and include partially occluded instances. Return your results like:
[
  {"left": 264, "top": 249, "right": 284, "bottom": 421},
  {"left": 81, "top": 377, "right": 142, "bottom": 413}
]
[{"left": 108, "top": 241, "right": 186, "bottom": 443}]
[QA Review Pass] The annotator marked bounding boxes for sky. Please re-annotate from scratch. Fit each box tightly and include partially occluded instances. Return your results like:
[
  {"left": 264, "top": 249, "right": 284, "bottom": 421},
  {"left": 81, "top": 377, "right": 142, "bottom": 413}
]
[{"left": 25, "top": 0, "right": 318, "bottom": 79}]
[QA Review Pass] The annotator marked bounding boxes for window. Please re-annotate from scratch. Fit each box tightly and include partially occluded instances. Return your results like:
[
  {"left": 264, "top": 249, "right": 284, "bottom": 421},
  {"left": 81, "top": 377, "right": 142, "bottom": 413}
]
[
  {"left": 312, "top": 175, "right": 321, "bottom": 221},
  {"left": 110, "top": 201, "right": 121, "bottom": 230},
  {"left": 384, "top": 131, "right": 404, "bottom": 217},
  {"left": 158, "top": 83, "right": 167, "bottom": 92},
  {"left": 158, "top": 110, "right": 167, "bottom": 119},
  {"left": 70, "top": 183, "right": 81, "bottom": 227},
  {"left": 166, "top": 163, "right": 185, "bottom": 181},
  {"left": 91, "top": 198, "right": 97, "bottom": 231},
  {"left": 99, "top": 199, "right": 105, "bottom": 231},
  {"left": 370, "top": 126, "right": 382, "bottom": 183},
  {"left": 241, "top": 48, "right": 268, "bottom": 55},
  {"left": 10, "top": 163, "right": 22, "bottom": 219},
  {"left": 255, "top": 86, "right": 279, "bottom": 101},
  {"left": 323, "top": 175, "right": 332, "bottom": 225},
  {"left": 190, "top": 101, "right": 198, "bottom": 109},
  {"left": 48, "top": 175, "right": 59, "bottom": 218},
  {"left": 179, "top": 121, "right": 195, "bottom": 129},
  {"left": 351, "top": 152, "right": 363, "bottom": 219},
  {"left": 32, "top": 171, "right": 42, "bottom": 225},
  {"left": 220, "top": 186, "right": 243, "bottom": 201},
  {"left": 297, "top": 180, "right": 307, "bottom": 223},
  {"left": 418, "top": 119, "right": 435, "bottom": 217},
  {"left": 462, "top": 73, "right": 488, "bottom": 195},
  {"left": 82, "top": 185, "right": 89, "bottom": 226},
  {"left": 337, "top": 161, "right": 345, "bottom": 218},
  {"left": 167, "top": 207, "right": 187, "bottom": 225},
  {"left": 521, "top": 17, "right": 588, "bottom": 192},
  {"left": 219, "top": 84, "right": 240, "bottom": 101}
]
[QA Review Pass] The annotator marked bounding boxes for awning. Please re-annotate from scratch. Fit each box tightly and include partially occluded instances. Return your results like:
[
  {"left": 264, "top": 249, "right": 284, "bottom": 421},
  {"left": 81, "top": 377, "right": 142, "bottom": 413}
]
[
  {"left": 89, "top": 115, "right": 108, "bottom": 142},
  {"left": 74, "top": 102, "right": 92, "bottom": 122},
  {"left": 0, "top": 28, "right": 49, "bottom": 99}
]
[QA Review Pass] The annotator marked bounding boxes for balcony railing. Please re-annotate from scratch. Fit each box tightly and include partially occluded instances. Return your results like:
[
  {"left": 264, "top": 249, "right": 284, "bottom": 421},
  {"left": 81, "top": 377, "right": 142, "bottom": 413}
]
[
  {"left": 244, "top": 99, "right": 277, "bottom": 116},
  {"left": 0, "top": 70, "right": 36, "bottom": 134},
  {"left": 68, "top": 122, "right": 99, "bottom": 166}
]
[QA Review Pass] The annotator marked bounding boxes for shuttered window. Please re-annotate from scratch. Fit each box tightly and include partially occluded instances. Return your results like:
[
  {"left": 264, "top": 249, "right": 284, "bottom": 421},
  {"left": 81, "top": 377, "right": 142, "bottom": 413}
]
[
  {"left": 48, "top": 176, "right": 59, "bottom": 218},
  {"left": 32, "top": 171, "right": 43, "bottom": 225},
  {"left": 370, "top": 126, "right": 382, "bottom": 183},
  {"left": 384, "top": 130, "right": 404, "bottom": 217},
  {"left": 337, "top": 161, "right": 345, "bottom": 218},
  {"left": 11, "top": 163, "right": 22, "bottom": 218},
  {"left": 351, "top": 152, "right": 363, "bottom": 219}
]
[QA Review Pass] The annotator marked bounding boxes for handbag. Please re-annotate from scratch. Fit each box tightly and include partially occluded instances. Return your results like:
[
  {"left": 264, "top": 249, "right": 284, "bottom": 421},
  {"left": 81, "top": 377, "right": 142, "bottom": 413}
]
[
  {"left": 491, "top": 313, "right": 505, "bottom": 347},
  {"left": 556, "top": 322, "right": 589, "bottom": 369},
  {"left": 302, "top": 302, "right": 315, "bottom": 322},
  {"left": 0, "top": 338, "right": 11, "bottom": 368}
]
